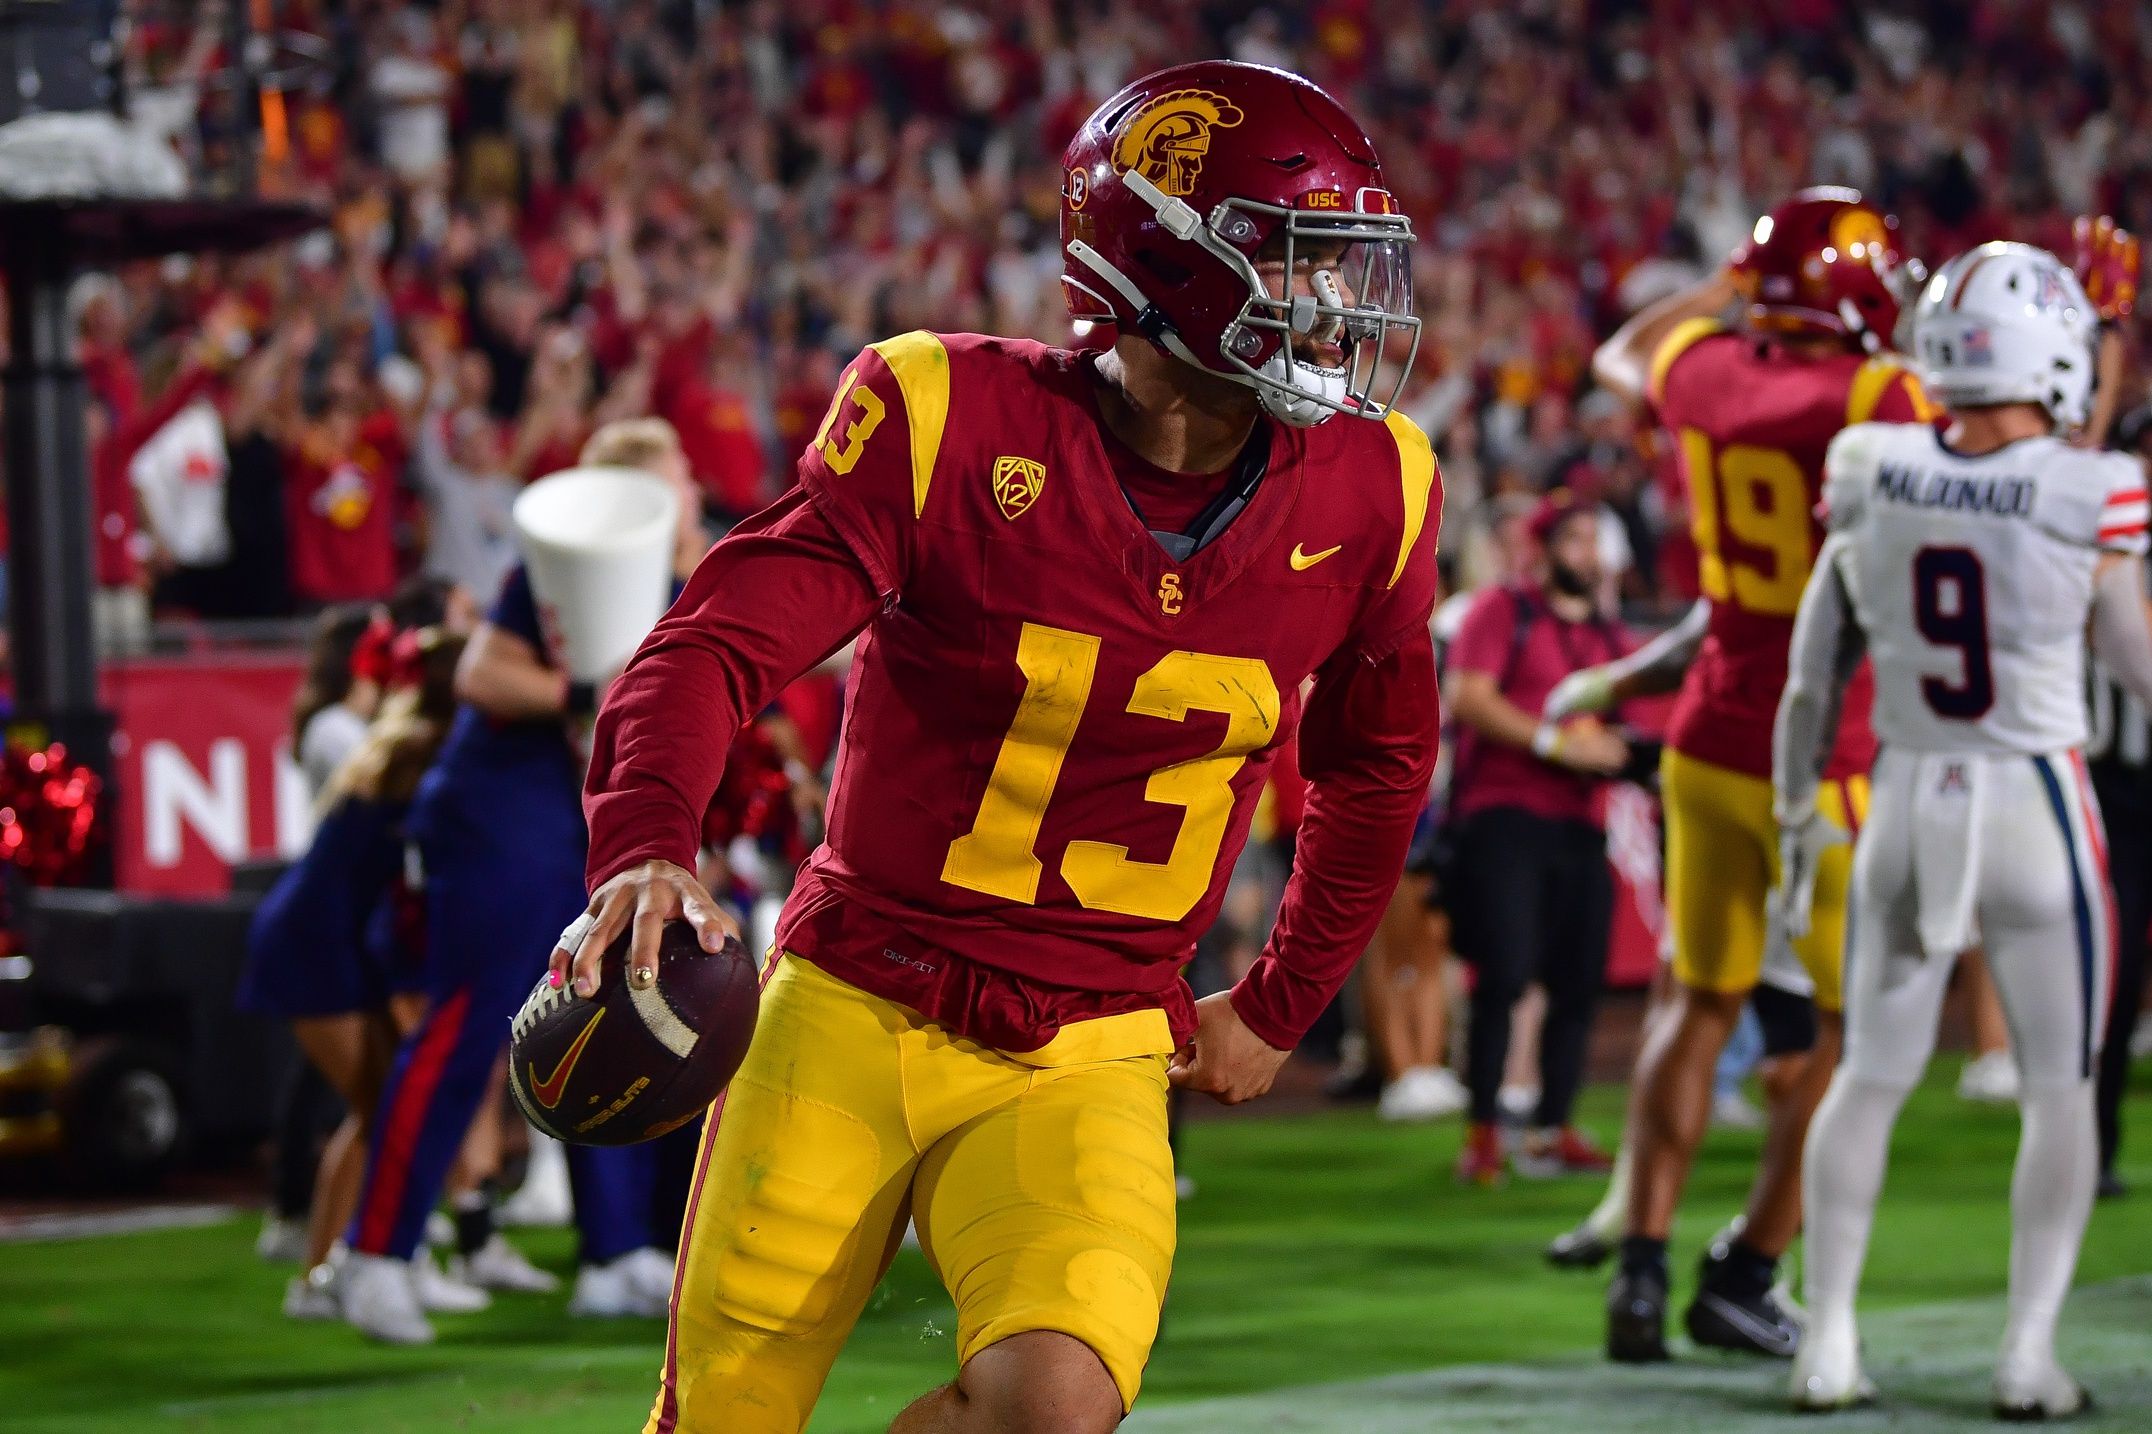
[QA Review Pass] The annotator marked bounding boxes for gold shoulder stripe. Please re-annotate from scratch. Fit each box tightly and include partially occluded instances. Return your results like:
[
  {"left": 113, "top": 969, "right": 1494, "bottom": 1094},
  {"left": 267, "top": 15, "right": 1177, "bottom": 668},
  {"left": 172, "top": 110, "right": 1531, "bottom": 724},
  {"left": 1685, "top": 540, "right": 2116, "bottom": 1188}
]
[
  {"left": 1846, "top": 356, "right": 1918, "bottom": 426},
  {"left": 1906, "top": 376, "right": 1939, "bottom": 423},
  {"left": 1647, "top": 316, "right": 1726, "bottom": 408},
  {"left": 1382, "top": 409, "right": 1436, "bottom": 590},
  {"left": 866, "top": 331, "right": 952, "bottom": 519}
]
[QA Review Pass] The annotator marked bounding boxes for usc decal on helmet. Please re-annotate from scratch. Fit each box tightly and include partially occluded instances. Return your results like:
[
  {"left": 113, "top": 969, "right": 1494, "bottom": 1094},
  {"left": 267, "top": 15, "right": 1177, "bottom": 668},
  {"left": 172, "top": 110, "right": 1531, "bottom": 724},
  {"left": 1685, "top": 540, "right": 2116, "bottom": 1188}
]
[
  {"left": 1828, "top": 206, "right": 1889, "bottom": 264},
  {"left": 1110, "top": 89, "right": 1245, "bottom": 198}
]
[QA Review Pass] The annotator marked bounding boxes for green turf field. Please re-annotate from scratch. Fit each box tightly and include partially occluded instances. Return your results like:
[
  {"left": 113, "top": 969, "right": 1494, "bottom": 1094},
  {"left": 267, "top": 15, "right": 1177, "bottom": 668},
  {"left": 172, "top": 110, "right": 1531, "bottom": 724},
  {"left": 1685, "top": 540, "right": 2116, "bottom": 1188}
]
[{"left": 6, "top": 1061, "right": 2151, "bottom": 1433}]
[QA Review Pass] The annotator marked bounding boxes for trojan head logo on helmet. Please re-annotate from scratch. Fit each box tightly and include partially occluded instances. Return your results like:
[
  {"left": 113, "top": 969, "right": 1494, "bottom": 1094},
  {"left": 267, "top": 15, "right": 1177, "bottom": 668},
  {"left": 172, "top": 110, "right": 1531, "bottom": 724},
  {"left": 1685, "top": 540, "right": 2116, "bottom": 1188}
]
[
  {"left": 1729, "top": 186, "right": 1917, "bottom": 353},
  {"left": 1111, "top": 89, "right": 1245, "bottom": 197},
  {"left": 1061, "top": 61, "right": 1420, "bottom": 427}
]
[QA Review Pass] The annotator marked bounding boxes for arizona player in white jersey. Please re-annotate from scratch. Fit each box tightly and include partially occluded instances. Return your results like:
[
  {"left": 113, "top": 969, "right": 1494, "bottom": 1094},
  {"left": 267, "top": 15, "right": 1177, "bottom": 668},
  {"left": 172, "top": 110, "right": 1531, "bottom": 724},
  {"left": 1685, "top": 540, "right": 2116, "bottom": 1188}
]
[{"left": 1772, "top": 241, "right": 2152, "bottom": 1418}]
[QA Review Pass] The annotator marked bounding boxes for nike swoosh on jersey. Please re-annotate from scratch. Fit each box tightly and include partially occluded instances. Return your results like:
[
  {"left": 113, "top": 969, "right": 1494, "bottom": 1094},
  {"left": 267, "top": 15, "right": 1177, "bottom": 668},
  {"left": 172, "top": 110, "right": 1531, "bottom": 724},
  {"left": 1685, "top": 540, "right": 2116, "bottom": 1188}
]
[
  {"left": 1289, "top": 542, "right": 1342, "bottom": 570},
  {"left": 531, "top": 1007, "right": 607, "bottom": 1109}
]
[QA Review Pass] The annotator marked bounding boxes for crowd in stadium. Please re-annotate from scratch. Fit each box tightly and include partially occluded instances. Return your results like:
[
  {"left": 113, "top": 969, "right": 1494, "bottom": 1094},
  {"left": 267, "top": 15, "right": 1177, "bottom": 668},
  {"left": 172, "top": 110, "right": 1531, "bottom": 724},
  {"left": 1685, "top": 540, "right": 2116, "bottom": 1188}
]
[
  {"left": 52, "top": 0, "right": 2148, "bottom": 1237},
  {"left": 67, "top": 0, "right": 2152, "bottom": 635}
]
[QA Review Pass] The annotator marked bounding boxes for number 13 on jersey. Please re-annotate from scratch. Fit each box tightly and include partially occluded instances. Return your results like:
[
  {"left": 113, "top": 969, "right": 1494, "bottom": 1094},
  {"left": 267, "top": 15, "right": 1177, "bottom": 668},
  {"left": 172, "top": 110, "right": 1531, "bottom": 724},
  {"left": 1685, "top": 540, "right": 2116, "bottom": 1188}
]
[{"left": 942, "top": 622, "right": 1281, "bottom": 924}]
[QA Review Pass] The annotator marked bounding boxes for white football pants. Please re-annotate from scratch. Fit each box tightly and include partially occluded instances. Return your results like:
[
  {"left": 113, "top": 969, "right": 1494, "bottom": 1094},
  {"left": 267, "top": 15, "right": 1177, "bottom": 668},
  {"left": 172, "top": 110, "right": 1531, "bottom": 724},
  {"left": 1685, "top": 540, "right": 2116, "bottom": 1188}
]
[
  {"left": 1804, "top": 746, "right": 2111, "bottom": 1374},
  {"left": 1840, "top": 747, "right": 2113, "bottom": 1091}
]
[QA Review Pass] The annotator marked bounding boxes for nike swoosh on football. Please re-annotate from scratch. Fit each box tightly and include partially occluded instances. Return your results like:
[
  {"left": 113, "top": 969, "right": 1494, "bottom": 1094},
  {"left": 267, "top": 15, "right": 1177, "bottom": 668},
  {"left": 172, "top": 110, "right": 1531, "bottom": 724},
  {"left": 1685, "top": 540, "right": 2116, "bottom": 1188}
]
[
  {"left": 531, "top": 1007, "right": 607, "bottom": 1109},
  {"left": 1290, "top": 542, "right": 1342, "bottom": 570}
]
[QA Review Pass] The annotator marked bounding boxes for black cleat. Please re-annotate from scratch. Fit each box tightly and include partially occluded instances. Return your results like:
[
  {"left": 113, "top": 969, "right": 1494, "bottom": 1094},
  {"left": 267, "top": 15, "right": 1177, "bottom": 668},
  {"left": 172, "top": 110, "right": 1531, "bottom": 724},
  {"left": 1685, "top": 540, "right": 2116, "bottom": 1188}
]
[
  {"left": 1606, "top": 1265, "right": 1671, "bottom": 1362},
  {"left": 1546, "top": 1224, "right": 1613, "bottom": 1270},
  {"left": 1686, "top": 1245, "right": 1802, "bottom": 1358},
  {"left": 1993, "top": 1386, "right": 2093, "bottom": 1422}
]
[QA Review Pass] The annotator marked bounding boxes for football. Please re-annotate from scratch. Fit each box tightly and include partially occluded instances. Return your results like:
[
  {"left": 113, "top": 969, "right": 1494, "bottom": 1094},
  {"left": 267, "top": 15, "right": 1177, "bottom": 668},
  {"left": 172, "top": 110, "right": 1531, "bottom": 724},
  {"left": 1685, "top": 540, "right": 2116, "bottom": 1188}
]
[{"left": 508, "top": 921, "right": 761, "bottom": 1146}]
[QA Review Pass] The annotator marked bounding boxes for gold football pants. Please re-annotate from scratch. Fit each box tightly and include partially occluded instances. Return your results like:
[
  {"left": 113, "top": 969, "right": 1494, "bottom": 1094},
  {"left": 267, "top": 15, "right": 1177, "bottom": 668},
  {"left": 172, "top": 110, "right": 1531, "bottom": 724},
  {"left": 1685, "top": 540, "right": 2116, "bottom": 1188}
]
[{"left": 648, "top": 956, "right": 1177, "bottom": 1433}]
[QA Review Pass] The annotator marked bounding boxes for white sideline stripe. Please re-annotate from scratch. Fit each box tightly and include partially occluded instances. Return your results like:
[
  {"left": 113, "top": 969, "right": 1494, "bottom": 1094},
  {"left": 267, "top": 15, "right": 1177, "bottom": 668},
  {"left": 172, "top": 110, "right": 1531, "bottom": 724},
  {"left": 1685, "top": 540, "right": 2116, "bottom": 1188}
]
[
  {"left": 0, "top": 1202, "right": 237, "bottom": 1244},
  {"left": 1125, "top": 1276, "right": 2152, "bottom": 1433}
]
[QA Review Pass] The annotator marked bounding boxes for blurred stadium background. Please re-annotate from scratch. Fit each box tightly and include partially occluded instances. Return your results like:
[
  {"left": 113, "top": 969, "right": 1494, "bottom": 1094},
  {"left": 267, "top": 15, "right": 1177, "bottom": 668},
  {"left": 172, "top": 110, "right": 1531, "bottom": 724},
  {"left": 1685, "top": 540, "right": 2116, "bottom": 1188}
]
[{"left": 1, "top": 1, "right": 2150, "bottom": 1431}]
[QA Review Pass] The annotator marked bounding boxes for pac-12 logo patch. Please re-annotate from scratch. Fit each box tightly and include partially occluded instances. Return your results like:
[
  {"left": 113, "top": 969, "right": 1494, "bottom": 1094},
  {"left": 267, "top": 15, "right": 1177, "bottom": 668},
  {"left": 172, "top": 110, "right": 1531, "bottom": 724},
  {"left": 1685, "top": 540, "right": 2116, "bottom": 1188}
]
[
  {"left": 1111, "top": 88, "right": 1245, "bottom": 198},
  {"left": 992, "top": 456, "right": 1046, "bottom": 520}
]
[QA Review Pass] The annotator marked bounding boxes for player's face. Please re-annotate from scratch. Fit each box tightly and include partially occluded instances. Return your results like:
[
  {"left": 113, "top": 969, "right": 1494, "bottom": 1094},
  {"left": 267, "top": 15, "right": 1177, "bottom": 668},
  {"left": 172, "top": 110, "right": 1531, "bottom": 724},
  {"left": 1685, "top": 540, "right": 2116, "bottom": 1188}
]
[
  {"left": 1254, "top": 235, "right": 1357, "bottom": 370},
  {"left": 1545, "top": 512, "right": 1602, "bottom": 595}
]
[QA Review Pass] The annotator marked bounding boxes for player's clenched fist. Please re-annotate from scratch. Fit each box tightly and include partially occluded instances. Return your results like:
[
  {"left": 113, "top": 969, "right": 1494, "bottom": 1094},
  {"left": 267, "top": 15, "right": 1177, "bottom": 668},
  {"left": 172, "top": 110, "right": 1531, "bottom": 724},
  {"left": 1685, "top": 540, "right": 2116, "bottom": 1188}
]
[
  {"left": 2072, "top": 214, "right": 2139, "bottom": 322},
  {"left": 548, "top": 859, "right": 740, "bottom": 998},
  {"left": 1169, "top": 991, "right": 1292, "bottom": 1105}
]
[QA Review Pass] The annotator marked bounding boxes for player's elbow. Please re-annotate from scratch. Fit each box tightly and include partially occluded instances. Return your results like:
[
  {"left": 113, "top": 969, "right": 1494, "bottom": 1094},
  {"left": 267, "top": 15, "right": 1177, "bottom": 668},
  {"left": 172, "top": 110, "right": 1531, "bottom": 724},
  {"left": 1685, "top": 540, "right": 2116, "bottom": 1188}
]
[
  {"left": 453, "top": 624, "right": 537, "bottom": 714},
  {"left": 1590, "top": 341, "right": 1644, "bottom": 404},
  {"left": 1306, "top": 711, "right": 1440, "bottom": 802}
]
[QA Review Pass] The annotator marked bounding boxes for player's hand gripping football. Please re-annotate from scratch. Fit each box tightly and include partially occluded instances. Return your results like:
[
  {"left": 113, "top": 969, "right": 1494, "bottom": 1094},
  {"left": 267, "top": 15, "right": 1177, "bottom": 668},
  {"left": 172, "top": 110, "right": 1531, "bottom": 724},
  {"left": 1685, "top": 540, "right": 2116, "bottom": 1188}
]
[
  {"left": 2072, "top": 214, "right": 2140, "bottom": 323},
  {"left": 1770, "top": 802, "right": 1848, "bottom": 941},
  {"left": 550, "top": 859, "right": 742, "bottom": 998},
  {"left": 1170, "top": 992, "right": 1291, "bottom": 1106}
]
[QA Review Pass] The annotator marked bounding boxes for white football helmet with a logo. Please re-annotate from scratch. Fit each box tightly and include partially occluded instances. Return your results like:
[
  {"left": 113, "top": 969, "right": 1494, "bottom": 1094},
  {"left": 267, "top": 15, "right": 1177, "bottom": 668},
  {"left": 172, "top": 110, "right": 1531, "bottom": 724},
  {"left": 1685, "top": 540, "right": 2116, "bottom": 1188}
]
[{"left": 1912, "top": 241, "right": 2097, "bottom": 429}]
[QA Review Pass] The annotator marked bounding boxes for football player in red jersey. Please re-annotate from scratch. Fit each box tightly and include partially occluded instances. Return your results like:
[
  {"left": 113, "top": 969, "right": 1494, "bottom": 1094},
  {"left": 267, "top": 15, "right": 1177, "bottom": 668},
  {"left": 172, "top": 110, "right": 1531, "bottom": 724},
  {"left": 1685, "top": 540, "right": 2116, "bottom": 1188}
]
[
  {"left": 549, "top": 62, "right": 1440, "bottom": 1434},
  {"left": 1548, "top": 190, "right": 1934, "bottom": 1363}
]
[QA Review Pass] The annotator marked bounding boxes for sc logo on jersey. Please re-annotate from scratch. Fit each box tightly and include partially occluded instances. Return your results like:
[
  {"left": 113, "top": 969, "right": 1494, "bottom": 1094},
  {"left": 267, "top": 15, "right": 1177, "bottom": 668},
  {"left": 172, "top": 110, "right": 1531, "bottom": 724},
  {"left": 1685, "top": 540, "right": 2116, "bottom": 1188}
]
[
  {"left": 992, "top": 456, "right": 1046, "bottom": 520},
  {"left": 1158, "top": 572, "right": 1184, "bottom": 615}
]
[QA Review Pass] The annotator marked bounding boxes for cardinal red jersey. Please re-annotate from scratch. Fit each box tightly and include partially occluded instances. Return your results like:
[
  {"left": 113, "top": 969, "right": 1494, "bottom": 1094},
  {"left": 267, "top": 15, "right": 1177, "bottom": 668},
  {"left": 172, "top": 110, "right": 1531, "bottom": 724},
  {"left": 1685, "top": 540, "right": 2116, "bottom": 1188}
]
[
  {"left": 284, "top": 413, "right": 408, "bottom": 605},
  {"left": 779, "top": 332, "right": 1441, "bottom": 1025},
  {"left": 1650, "top": 319, "right": 1933, "bottom": 778}
]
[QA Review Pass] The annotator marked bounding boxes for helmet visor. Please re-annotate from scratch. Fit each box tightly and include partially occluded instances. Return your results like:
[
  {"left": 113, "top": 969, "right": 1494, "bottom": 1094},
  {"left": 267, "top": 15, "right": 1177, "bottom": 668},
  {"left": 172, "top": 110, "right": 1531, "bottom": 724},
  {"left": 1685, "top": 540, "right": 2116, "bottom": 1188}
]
[{"left": 1217, "top": 200, "right": 1421, "bottom": 420}]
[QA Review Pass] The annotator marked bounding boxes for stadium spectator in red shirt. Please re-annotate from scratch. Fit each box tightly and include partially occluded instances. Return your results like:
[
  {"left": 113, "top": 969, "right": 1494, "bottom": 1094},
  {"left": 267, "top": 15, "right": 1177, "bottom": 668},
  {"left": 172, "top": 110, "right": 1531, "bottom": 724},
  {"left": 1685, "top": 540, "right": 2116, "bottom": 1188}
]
[
  {"left": 277, "top": 354, "right": 410, "bottom": 607},
  {"left": 1445, "top": 490, "right": 1635, "bottom": 1184}
]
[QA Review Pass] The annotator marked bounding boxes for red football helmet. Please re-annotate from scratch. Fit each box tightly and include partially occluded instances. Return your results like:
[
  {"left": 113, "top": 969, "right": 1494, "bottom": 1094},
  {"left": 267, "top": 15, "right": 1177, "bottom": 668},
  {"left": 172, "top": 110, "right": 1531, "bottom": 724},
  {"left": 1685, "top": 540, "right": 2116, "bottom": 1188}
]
[
  {"left": 1059, "top": 61, "right": 1419, "bottom": 426},
  {"left": 1728, "top": 186, "right": 1916, "bottom": 352}
]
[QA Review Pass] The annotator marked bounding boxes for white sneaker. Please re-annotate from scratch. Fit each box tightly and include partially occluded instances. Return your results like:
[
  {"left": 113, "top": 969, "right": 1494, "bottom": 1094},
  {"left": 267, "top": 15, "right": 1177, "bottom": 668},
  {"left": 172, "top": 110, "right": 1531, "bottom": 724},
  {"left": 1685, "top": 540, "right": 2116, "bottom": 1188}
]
[
  {"left": 569, "top": 1248, "right": 672, "bottom": 1319},
  {"left": 1789, "top": 1320, "right": 1875, "bottom": 1411},
  {"left": 1378, "top": 1066, "right": 1468, "bottom": 1122},
  {"left": 1497, "top": 1084, "right": 1540, "bottom": 1121},
  {"left": 1958, "top": 1052, "right": 2021, "bottom": 1105},
  {"left": 449, "top": 1235, "right": 560, "bottom": 1294},
  {"left": 499, "top": 1134, "right": 575, "bottom": 1228},
  {"left": 282, "top": 1261, "right": 340, "bottom": 1321},
  {"left": 339, "top": 1253, "right": 436, "bottom": 1345},
  {"left": 1993, "top": 1351, "right": 2089, "bottom": 1420},
  {"left": 409, "top": 1252, "right": 491, "bottom": 1313},
  {"left": 256, "top": 1213, "right": 309, "bottom": 1264},
  {"left": 1712, "top": 1089, "right": 1766, "bottom": 1131},
  {"left": 620, "top": 1246, "right": 677, "bottom": 1306},
  {"left": 423, "top": 1211, "right": 456, "bottom": 1249}
]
